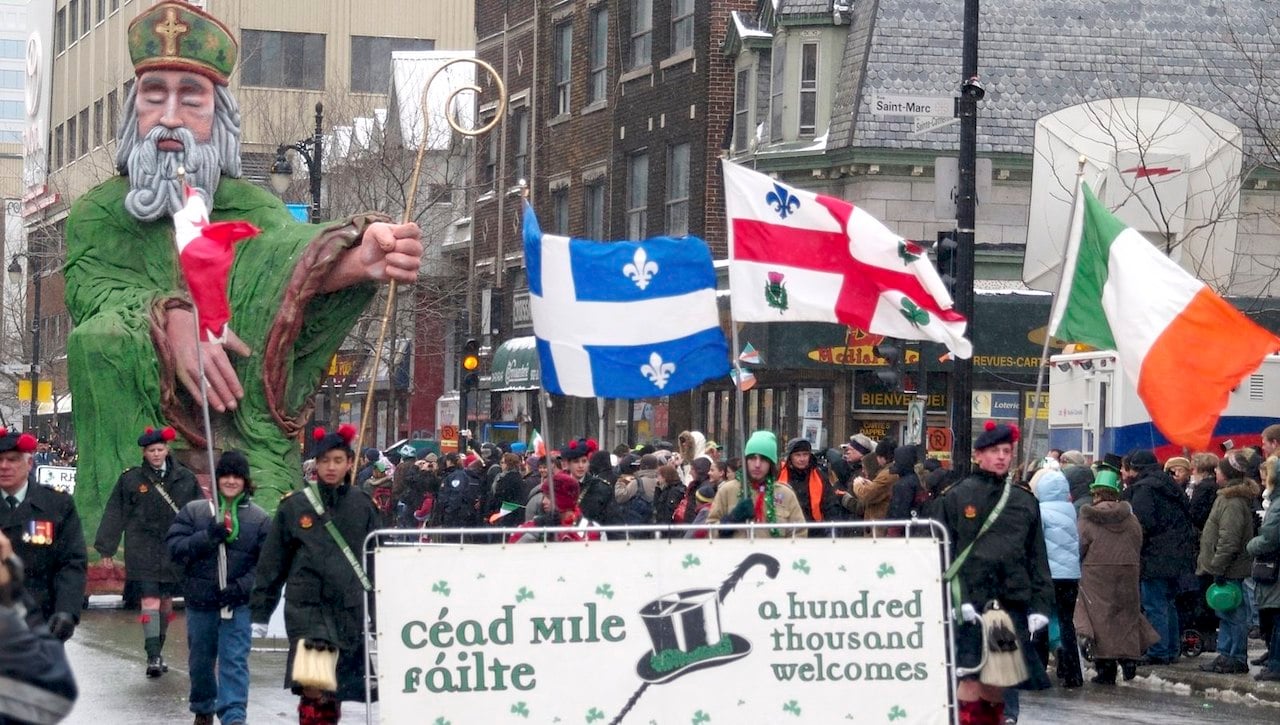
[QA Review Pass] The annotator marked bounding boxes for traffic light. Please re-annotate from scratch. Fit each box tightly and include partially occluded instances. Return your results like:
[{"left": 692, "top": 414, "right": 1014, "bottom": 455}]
[
  {"left": 874, "top": 339, "right": 904, "bottom": 388},
  {"left": 936, "top": 230, "right": 958, "bottom": 294},
  {"left": 461, "top": 338, "right": 480, "bottom": 390}
]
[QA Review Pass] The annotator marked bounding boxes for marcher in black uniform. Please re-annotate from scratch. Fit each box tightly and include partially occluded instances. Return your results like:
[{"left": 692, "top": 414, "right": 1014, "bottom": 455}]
[
  {"left": 938, "top": 421, "right": 1053, "bottom": 725},
  {"left": 0, "top": 427, "right": 86, "bottom": 643},
  {"left": 94, "top": 426, "right": 201, "bottom": 677},
  {"left": 250, "top": 424, "right": 379, "bottom": 725},
  {"left": 0, "top": 528, "right": 78, "bottom": 724}
]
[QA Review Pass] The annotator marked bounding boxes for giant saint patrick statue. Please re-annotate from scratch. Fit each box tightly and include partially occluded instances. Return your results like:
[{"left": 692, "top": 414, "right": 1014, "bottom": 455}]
[{"left": 65, "top": 2, "right": 422, "bottom": 538}]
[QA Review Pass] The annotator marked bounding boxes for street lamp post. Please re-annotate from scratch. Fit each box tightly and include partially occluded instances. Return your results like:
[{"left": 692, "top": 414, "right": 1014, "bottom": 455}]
[
  {"left": 8, "top": 254, "right": 41, "bottom": 434},
  {"left": 269, "top": 102, "right": 325, "bottom": 221}
]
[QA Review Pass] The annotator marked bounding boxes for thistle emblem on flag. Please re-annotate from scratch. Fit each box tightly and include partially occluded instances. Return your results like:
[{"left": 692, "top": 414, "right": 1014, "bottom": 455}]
[
  {"left": 640, "top": 352, "right": 676, "bottom": 389},
  {"left": 764, "top": 271, "right": 788, "bottom": 313},
  {"left": 622, "top": 247, "right": 659, "bottom": 290},
  {"left": 899, "top": 298, "right": 931, "bottom": 328},
  {"left": 897, "top": 239, "right": 924, "bottom": 264},
  {"left": 765, "top": 183, "right": 801, "bottom": 219}
]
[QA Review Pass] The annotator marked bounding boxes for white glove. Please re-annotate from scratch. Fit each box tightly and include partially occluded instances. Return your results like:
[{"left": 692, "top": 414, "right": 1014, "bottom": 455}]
[
  {"left": 1028, "top": 613, "right": 1049, "bottom": 634},
  {"left": 960, "top": 603, "right": 980, "bottom": 624},
  {"left": 251, "top": 623, "right": 268, "bottom": 639}
]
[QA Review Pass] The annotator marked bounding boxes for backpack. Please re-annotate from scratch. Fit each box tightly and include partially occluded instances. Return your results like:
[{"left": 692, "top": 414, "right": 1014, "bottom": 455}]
[{"left": 624, "top": 491, "right": 655, "bottom": 525}]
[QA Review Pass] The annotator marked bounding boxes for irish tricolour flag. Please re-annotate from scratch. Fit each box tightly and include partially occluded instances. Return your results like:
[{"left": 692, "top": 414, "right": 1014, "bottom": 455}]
[{"left": 1050, "top": 183, "right": 1280, "bottom": 449}]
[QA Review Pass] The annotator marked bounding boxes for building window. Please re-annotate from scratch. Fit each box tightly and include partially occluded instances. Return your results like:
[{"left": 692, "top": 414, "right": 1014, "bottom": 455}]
[
  {"left": 665, "top": 142, "right": 690, "bottom": 237},
  {"left": 93, "top": 98, "right": 103, "bottom": 148},
  {"left": 552, "top": 187, "right": 570, "bottom": 234},
  {"left": 54, "top": 8, "right": 66, "bottom": 54},
  {"left": 107, "top": 89, "right": 118, "bottom": 139},
  {"left": 770, "top": 38, "right": 785, "bottom": 142},
  {"left": 630, "top": 0, "right": 652, "bottom": 68},
  {"left": 351, "top": 36, "right": 435, "bottom": 93},
  {"left": 111, "top": 0, "right": 118, "bottom": 12},
  {"left": 95, "top": 0, "right": 104, "bottom": 24},
  {"left": 671, "top": 0, "right": 694, "bottom": 53},
  {"left": 627, "top": 152, "right": 648, "bottom": 239},
  {"left": 0, "top": 100, "right": 19, "bottom": 119},
  {"left": 483, "top": 125, "right": 497, "bottom": 188},
  {"left": 80, "top": 0, "right": 90, "bottom": 35},
  {"left": 584, "top": 180, "right": 605, "bottom": 239},
  {"left": 588, "top": 7, "right": 608, "bottom": 103},
  {"left": 241, "top": 30, "right": 326, "bottom": 90},
  {"left": 78, "top": 108, "right": 89, "bottom": 155},
  {"left": 799, "top": 42, "right": 818, "bottom": 137},
  {"left": 67, "top": 1, "right": 79, "bottom": 43},
  {"left": 733, "top": 68, "right": 750, "bottom": 151},
  {"left": 512, "top": 106, "right": 529, "bottom": 183},
  {"left": 66, "top": 114, "right": 77, "bottom": 159},
  {"left": 53, "top": 124, "right": 63, "bottom": 169},
  {"left": 554, "top": 22, "right": 572, "bottom": 115},
  {"left": 0, "top": 70, "right": 21, "bottom": 90}
]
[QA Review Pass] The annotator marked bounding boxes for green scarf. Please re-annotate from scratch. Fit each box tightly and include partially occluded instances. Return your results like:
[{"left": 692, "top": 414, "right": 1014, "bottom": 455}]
[{"left": 217, "top": 492, "right": 245, "bottom": 543}]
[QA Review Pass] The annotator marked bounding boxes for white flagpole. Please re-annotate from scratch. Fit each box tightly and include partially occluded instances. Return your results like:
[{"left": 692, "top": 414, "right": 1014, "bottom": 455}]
[
  {"left": 719, "top": 160, "right": 749, "bottom": 466},
  {"left": 1021, "top": 157, "right": 1087, "bottom": 473}
]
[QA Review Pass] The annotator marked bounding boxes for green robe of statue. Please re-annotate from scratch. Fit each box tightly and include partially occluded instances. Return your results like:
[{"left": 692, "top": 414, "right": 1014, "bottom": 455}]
[{"left": 66, "top": 176, "right": 384, "bottom": 536}]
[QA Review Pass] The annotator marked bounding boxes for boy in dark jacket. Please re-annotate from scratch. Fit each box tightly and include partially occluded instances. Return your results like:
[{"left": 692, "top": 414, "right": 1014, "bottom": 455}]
[
  {"left": 939, "top": 421, "right": 1053, "bottom": 725},
  {"left": 167, "top": 450, "right": 269, "bottom": 725},
  {"left": 94, "top": 426, "right": 201, "bottom": 677},
  {"left": 251, "top": 425, "right": 380, "bottom": 724}
]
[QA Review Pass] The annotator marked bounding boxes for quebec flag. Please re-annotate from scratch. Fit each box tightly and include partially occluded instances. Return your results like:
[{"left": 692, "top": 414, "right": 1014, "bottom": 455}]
[{"left": 523, "top": 202, "right": 729, "bottom": 398}]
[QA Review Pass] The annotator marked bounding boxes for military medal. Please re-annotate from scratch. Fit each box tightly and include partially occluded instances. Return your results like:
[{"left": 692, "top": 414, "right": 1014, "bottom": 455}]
[
  {"left": 300, "top": 514, "right": 314, "bottom": 529},
  {"left": 24, "top": 519, "right": 54, "bottom": 545},
  {"left": 963, "top": 504, "right": 977, "bottom": 519}
]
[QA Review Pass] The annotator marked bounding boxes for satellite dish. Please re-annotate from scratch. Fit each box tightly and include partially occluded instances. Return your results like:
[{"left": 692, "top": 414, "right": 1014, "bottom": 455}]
[{"left": 1022, "top": 98, "right": 1243, "bottom": 293}]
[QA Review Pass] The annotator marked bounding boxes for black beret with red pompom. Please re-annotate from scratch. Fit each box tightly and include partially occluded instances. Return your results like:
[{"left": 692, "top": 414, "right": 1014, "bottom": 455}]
[
  {"left": 974, "top": 420, "right": 1020, "bottom": 451},
  {"left": 560, "top": 437, "right": 592, "bottom": 461},
  {"left": 137, "top": 426, "right": 177, "bottom": 447},
  {"left": 0, "top": 426, "right": 38, "bottom": 454},
  {"left": 310, "top": 423, "right": 358, "bottom": 459}
]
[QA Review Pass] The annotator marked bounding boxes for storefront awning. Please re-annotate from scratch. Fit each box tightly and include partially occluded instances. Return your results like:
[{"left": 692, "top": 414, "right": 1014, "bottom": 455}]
[{"left": 490, "top": 336, "right": 541, "bottom": 392}]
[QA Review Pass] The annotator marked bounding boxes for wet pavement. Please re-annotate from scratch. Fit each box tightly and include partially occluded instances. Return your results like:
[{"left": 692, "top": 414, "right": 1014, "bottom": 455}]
[{"left": 59, "top": 602, "right": 1277, "bottom": 724}]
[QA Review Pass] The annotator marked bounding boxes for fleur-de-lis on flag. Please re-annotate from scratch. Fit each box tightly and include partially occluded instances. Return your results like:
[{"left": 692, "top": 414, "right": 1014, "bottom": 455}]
[
  {"left": 641, "top": 352, "right": 676, "bottom": 389},
  {"left": 623, "top": 247, "right": 659, "bottom": 290},
  {"left": 766, "top": 182, "right": 801, "bottom": 219},
  {"left": 899, "top": 298, "right": 931, "bottom": 328}
]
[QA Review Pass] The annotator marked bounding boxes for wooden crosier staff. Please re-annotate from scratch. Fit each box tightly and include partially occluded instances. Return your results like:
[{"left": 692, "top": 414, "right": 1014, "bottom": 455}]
[{"left": 355, "top": 57, "right": 508, "bottom": 455}]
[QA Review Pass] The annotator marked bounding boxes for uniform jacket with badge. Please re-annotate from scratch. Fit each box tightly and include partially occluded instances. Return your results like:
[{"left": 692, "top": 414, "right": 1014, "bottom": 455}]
[
  {"left": 93, "top": 457, "right": 200, "bottom": 583},
  {"left": 438, "top": 466, "right": 487, "bottom": 528},
  {"left": 938, "top": 469, "right": 1054, "bottom": 614},
  {"left": 1, "top": 484, "right": 86, "bottom": 624},
  {"left": 1196, "top": 477, "right": 1259, "bottom": 580},
  {"left": 166, "top": 496, "right": 270, "bottom": 610},
  {"left": 1121, "top": 469, "right": 1196, "bottom": 580}
]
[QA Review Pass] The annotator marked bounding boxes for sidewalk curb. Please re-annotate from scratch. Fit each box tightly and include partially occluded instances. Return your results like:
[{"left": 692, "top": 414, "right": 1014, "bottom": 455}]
[{"left": 1118, "top": 646, "right": 1280, "bottom": 707}]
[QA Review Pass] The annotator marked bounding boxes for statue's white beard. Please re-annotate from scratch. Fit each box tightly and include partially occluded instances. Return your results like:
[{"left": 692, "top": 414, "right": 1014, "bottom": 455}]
[{"left": 123, "top": 125, "right": 222, "bottom": 222}]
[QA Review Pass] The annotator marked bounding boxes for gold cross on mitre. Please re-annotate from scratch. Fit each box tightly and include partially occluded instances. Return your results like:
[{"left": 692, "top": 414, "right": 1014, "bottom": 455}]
[{"left": 154, "top": 6, "right": 190, "bottom": 56}]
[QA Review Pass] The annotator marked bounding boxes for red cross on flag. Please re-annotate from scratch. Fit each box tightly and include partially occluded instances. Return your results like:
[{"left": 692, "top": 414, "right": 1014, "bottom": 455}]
[
  {"left": 172, "top": 185, "right": 261, "bottom": 343},
  {"left": 722, "top": 160, "right": 972, "bottom": 359}
]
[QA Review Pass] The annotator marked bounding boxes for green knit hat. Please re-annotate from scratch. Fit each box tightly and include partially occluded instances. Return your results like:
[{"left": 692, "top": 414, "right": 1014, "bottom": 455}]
[
  {"left": 743, "top": 430, "right": 778, "bottom": 465},
  {"left": 129, "top": 2, "right": 238, "bottom": 86}
]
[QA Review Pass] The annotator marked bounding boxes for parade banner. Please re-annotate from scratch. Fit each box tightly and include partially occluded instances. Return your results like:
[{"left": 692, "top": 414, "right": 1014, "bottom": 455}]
[{"left": 374, "top": 535, "right": 952, "bottom": 724}]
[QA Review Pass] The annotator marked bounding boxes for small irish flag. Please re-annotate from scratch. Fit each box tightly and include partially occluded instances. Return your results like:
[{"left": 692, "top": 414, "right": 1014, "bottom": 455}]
[
  {"left": 738, "top": 342, "right": 762, "bottom": 365},
  {"left": 1050, "top": 182, "right": 1280, "bottom": 449},
  {"left": 487, "top": 501, "right": 522, "bottom": 524},
  {"left": 530, "top": 429, "right": 546, "bottom": 458}
]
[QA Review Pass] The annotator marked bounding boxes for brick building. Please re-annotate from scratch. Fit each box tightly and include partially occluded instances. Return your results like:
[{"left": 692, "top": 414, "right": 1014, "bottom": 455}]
[{"left": 465, "top": 0, "right": 752, "bottom": 449}]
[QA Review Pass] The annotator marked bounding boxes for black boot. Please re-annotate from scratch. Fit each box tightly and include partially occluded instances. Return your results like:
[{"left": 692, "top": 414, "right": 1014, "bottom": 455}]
[
  {"left": 144, "top": 637, "right": 166, "bottom": 678},
  {"left": 1120, "top": 660, "right": 1137, "bottom": 681},
  {"left": 1091, "top": 659, "right": 1117, "bottom": 685}
]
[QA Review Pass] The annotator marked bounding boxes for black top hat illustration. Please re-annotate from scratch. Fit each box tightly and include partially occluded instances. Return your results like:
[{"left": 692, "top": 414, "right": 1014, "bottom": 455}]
[{"left": 635, "top": 588, "right": 751, "bottom": 684}]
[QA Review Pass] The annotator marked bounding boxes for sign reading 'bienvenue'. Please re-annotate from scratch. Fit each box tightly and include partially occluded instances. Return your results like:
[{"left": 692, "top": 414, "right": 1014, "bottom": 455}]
[{"left": 374, "top": 536, "right": 952, "bottom": 724}]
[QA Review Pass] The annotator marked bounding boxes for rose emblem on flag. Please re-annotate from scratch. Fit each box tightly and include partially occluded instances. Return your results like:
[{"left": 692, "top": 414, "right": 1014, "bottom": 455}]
[
  {"left": 898, "top": 239, "right": 924, "bottom": 264},
  {"left": 764, "top": 271, "right": 788, "bottom": 313},
  {"left": 765, "top": 183, "right": 800, "bottom": 219}
]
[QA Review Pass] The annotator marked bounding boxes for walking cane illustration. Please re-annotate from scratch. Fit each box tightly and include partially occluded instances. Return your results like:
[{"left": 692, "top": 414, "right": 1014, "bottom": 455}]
[{"left": 609, "top": 553, "right": 781, "bottom": 724}]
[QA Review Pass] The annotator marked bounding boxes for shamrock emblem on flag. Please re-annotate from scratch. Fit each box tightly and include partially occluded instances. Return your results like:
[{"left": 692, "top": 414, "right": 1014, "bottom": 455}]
[
  {"left": 899, "top": 298, "right": 931, "bottom": 328},
  {"left": 765, "top": 183, "right": 801, "bottom": 219}
]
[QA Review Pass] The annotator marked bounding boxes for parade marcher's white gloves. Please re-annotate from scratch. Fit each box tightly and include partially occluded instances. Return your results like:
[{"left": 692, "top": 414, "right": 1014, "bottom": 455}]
[
  {"left": 960, "top": 603, "right": 980, "bottom": 624},
  {"left": 251, "top": 623, "right": 268, "bottom": 639},
  {"left": 1028, "top": 613, "right": 1049, "bottom": 634}
]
